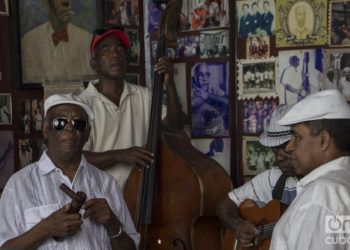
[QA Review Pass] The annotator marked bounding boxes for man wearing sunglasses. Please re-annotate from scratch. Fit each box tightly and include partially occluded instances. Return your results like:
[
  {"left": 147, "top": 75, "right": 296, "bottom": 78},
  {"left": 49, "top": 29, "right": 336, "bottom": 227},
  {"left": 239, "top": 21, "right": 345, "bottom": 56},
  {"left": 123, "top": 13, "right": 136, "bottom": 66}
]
[
  {"left": 80, "top": 27, "right": 183, "bottom": 190},
  {"left": 0, "top": 94, "right": 139, "bottom": 250}
]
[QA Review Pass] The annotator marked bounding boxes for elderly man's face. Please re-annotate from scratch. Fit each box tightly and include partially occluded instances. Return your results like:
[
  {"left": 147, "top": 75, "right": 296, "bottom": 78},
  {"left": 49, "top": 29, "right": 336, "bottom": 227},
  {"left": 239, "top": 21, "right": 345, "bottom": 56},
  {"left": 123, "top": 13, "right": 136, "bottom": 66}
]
[
  {"left": 48, "top": 0, "right": 72, "bottom": 25},
  {"left": 295, "top": 6, "right": 306, "bottom": 27},
  {"left": 272, "top": 142, "right": 295, "bottom": 177},
  {"left": 43, "top": 104, "right": 90, "bottom": 162},
  {"left": 285, "top": 123, "right": 323, "bottom": 176},
  {"left": 195, "top": 64, "right": 210, "bottom": 91}
]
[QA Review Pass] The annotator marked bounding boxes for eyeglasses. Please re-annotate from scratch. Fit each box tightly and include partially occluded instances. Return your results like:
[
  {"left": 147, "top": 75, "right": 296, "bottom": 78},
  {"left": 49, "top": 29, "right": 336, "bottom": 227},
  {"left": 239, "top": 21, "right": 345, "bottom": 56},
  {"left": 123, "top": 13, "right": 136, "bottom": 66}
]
[{"left": 51, "top": 118, "right": 88, "bottom": 132}]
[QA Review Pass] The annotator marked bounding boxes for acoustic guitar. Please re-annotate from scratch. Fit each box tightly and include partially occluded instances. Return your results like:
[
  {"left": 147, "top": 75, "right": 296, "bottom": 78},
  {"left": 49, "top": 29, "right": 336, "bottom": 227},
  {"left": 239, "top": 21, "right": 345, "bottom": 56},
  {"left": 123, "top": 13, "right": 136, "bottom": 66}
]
[{"left": 221, "top": 199, "right": 288, "bottom": 250}]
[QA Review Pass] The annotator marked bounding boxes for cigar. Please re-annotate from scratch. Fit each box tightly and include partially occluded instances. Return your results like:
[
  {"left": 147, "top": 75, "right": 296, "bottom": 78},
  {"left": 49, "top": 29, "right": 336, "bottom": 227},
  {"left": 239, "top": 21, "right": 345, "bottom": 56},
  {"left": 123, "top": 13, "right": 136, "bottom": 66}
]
[{"left": 59, "top": 183, "right": 87, "bottom": 214}]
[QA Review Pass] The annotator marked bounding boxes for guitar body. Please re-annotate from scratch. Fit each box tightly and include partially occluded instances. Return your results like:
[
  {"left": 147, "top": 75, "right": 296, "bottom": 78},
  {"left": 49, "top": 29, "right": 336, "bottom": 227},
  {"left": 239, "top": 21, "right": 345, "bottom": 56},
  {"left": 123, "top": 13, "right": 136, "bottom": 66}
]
[{"left": 221, "top": 199, "right": 286, "bottom": 250}]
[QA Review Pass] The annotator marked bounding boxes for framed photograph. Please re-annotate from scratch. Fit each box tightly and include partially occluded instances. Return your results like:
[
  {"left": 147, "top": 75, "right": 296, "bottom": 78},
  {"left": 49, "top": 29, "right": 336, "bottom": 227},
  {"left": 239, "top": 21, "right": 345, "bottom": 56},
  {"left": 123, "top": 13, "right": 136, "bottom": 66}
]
[
  {"left": 237, "top": 57, "right": 277, "bottom": 100},
  {"left": 12, "top": 0, "right": 101, "bottom": 88},
  {"left": 18, "top": 138, "right": 33, "bottom": 168},
  {"left": 237, "top": 0, "right": 276, "bottom": 38},
  {"left": 176, "top": 35, "right": 200, "bottom": 58},
  {"left": 0, "top": 0, "right": 9, "bottom": 16},
  {"left": 200, "top": 30, "right": 229, "bottom": 58},
  {"left": 242, "top": 136, "right": 274, "bottom": 176},
  {"left": 242, "top": 99, "right": 278, "bottom": 135},
  {"left": 104, "top": 0, "right": 139, "bottom": 26},
  {"left": 19, "top": 99, "right": 31, "bottom": 134},
  {"left": 0, "top": 131, "right": 14, "bottom": 190},
  {"left": 190, "top": 62, "right": 229, "bottom": 137},
  {"left": 329, "top": 0, "right": 350, "bottom": 47},
  {"left": 275, "top": 0, "right": 327, "bottom": 47},
  {"left": 278, "top": 49, "right": 323, "bottom": 105},
  {"left": 125, "top": 29, "right": 140, "bottom": 65},
  {"left": 180, "top": 0, "right": 229, "bottom": 31},
  {"left": 191, "top": 138, "right": 231, "bottom": 175},
  {"left": 246, "top": 36, "right": 270, "bottom": 59},
  {"left": 0, "top": 94, "right": 12, "bottom": 125},
  {"left": 323, "top": 49, "right": 350, "bottom": 100},
  {"left": 31, "top": 99, "right": 44, "bottom": 133}
]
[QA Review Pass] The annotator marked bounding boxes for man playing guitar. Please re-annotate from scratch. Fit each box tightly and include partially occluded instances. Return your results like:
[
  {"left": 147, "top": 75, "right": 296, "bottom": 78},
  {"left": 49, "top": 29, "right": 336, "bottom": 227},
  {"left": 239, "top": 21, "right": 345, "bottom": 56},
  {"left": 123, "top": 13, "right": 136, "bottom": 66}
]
[{"left": 217, "top": 105, "right": 300, "bottom": 248}]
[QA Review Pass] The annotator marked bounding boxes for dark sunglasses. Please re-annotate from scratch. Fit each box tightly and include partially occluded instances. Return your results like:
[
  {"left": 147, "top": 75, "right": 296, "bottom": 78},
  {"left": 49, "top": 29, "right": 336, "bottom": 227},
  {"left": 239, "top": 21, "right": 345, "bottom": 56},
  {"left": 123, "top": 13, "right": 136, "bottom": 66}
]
[{"left": 51, "top": 118, "right": 88, "bottom": 132}]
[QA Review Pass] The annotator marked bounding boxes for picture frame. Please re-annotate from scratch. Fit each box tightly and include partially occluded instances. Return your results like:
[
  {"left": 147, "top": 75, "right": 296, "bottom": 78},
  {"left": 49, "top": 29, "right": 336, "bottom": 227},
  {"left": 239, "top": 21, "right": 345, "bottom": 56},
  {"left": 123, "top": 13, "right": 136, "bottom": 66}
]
[
  {"left": 242, "top": 136, "right": 275, "bottom": 176},
  {"left": 104, "top": 0, "right": 139, "bottom": 27},
  {"left": 190, "top": 62, "right": 229, "bottom": 137},
  {"left": 0, "top": 93, "right": 12, "bottom": 125},
  {"left": 329, "top": 0, "right": 350, "bottom": 47},
  {"left": 11, "top": 0, "right": 102, "bottom": 89},
  {"left": 0, "top": 0, "right": 9, "bottom": 16},
  {"left": 0, "top": 131, "right": 14, "bottom": 190}
]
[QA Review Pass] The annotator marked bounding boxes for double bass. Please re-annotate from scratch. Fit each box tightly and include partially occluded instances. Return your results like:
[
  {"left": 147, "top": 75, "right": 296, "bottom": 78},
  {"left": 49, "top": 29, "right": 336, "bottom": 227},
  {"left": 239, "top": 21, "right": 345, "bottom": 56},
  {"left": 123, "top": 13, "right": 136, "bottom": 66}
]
[{"left": 123, "top": 0, "right": 232, "bottom": 249}]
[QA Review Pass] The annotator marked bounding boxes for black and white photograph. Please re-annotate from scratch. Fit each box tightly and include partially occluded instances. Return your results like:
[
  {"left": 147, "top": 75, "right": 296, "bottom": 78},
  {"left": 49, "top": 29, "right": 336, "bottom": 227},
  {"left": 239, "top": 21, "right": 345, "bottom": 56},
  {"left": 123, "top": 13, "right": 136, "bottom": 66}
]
[
  {"left": 0, "top": 94, "right": 12, "bottom": 125},
  {"left": 242, "top": 136, "right": 275, "bottom": 176},
  {"left": 238, "top": 58, "right": 277, "bottom": 99},
  {"left": 176, "top": 35, "right": 200, "bottom": 58},
  {"left": 0, "top": 0, "right": 9, "bottom": 16},
  {"left": 0, "top": 131, "right": 14, "bottom": 191},
  {"left": 19, "top": 99, "right": 31, "bottom": 134},
  {"left": 191, "top": 62, "right": 229, "bottom": 137},
  {"left": 191, "top": 138, "right": 231, "bottom": 175},
  {"left": 323, "top": 49, "right": 350, "bottom": 100},
  {"left": 31, "top": 99, "right": 44, "bottom": 133},
  {"left": 329, "top": 0, "right": 350, "bottom": 46},
  {"left": 125, "top": 29, "right": 140, "bottom": 65},
  {"left": 237, "top": 0, "right": 275, "bottom": 38},
  {"left": 180, "top": 0, "right": 229, "bottom": 31},
  {"left": 246, "top": 36, "right": 270, "bottom": 59},
  {"left": 242, "top": 99, "right": 278, "bottom": 135},
  {"left": 18, "top": 138, "right": 33, "bottom": 169},
  {"left": 200, "top": 30, "right": 229, "bottom": 58},
  {"left": 278, "top": 49, "right": 322, "bottom": 105}
]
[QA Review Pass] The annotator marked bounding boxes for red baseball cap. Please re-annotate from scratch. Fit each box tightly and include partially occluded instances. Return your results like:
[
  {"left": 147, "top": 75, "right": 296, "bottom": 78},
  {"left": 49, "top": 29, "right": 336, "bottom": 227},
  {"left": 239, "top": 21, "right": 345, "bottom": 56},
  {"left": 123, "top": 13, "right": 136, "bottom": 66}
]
[{"left": 90, "top": 28, "right": 130, "bottom": 54}]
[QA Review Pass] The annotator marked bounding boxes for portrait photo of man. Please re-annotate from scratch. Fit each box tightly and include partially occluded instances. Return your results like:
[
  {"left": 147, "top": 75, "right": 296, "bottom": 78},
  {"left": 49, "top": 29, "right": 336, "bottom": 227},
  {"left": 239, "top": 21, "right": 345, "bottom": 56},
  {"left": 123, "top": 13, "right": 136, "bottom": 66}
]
[
  {"left": 0, "top": 0, "right": 9, "bottom": 16},
  {"left": 20, "top": 0, "right": 97, "bottom": 83},
  {"left": 288, "top": 2, "right": 314, "bottom": 40}
]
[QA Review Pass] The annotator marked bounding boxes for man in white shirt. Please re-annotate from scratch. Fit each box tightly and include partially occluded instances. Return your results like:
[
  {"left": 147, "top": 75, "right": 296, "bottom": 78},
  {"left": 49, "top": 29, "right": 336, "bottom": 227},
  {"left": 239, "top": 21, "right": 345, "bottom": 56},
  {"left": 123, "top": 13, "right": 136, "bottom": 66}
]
[
  {"left": 21, "top": 0, "right": 95, "bottom": 83},
  {"left": 80, "top": 27, "right": 183, "bottom": 190},
  {"left": 0, "top": 94, "right": 139, "bottom": 250},
  {"left": 216, "top": 105, "right": 299, "bottom": 247},
  {"left": 270, "top": 89, "right": 350, "bottom": 250}
]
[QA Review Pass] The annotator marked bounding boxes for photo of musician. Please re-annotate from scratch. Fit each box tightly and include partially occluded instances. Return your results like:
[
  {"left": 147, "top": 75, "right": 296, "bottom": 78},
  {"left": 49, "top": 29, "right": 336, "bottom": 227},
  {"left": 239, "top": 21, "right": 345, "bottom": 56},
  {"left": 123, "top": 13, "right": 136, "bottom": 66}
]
[
  {"left": 217, "top": 105, "right": 299, "bottom": 248},
  {"left": 237, "top": 0, "right": 275, "bottom": 38},
  {"left": 246, "top": 36, "right": 269, "bottom": 59},
  {"left": 189, "top": 0, "right": 228, "bottom": 30},
  {"left": 0, "top": 94, "right": 139, "bottom": 249},
  {"left": 191, "top": 62, "right": 229, "bottom": 137},
  {"left": 278, "top": 49, "right": 322, "bottom": 105},
  {"left": 271, "top": 90, "right": 350, "bottom": 249}
]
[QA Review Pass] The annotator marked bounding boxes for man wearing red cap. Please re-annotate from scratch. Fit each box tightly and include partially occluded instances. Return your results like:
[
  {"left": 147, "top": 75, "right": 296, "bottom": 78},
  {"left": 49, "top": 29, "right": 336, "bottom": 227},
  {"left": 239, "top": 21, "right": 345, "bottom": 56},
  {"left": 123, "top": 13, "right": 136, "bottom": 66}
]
[{"left": 80, "top": 27, "right": 183, "bottom": 190}]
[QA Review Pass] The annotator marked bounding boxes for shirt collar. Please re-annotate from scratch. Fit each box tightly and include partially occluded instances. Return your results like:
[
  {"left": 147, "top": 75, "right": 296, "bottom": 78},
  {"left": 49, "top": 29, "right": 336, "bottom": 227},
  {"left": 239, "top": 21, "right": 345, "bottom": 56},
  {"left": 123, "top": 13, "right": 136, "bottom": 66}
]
[
  {"left": 38, "top": 151, "right": 89, "bottom": 178},
  {"left": 86, "top": 79, "right": 137, "bottom": 106},
  {"left": 299, "top": 156, "right": 350, "bottom": 187}
]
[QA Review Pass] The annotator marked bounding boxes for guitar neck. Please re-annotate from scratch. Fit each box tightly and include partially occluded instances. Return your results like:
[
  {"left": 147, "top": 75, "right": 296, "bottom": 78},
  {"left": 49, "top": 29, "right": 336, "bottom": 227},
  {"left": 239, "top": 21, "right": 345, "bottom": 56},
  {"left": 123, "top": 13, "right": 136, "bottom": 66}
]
[{"left": 257, "top": 222, "right": 276, "bottom": 241}]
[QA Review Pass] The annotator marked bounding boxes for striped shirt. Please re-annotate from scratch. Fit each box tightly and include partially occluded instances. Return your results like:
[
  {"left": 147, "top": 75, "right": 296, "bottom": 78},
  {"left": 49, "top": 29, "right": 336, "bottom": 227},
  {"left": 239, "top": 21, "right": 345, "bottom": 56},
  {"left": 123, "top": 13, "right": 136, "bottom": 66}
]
[
  {"left": 0, "top": 151, "right": 139, "bottom": 249},
  {"left": 228, "top": 167, "right": 298, "bottom": 206}
]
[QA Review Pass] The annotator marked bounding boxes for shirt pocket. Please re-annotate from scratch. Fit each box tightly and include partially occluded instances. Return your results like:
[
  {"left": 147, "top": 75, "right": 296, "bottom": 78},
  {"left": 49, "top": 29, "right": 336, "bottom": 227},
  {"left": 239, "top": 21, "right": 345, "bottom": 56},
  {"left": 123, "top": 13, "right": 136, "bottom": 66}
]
[{"left": 24, "top": 204, "right": 60, "bottom": 231}]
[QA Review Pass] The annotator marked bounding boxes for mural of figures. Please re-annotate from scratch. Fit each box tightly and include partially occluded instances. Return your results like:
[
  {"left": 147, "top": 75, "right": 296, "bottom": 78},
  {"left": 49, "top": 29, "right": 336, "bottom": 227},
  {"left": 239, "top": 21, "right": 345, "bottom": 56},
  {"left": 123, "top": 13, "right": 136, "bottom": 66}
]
[{"left": 191, "top": 62, "right": 229, "bottom": 137}]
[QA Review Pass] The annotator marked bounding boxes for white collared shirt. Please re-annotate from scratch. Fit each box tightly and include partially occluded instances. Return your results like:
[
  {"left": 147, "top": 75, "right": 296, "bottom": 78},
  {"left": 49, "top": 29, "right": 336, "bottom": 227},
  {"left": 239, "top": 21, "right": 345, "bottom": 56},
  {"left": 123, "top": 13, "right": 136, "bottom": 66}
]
[
  {"left": 270, "top": 156, "right": 350, "bottom": 250},
  {"left": 0, "top": 151, "right": 140, "bottom": 249}
]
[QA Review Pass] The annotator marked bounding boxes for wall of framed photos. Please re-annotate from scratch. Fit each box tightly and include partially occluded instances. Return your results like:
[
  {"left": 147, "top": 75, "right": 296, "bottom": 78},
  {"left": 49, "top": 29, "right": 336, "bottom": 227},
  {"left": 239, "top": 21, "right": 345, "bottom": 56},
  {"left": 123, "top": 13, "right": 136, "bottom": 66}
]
[{"left": 1, "top": 0, "right": 350, "bottom": 193}]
